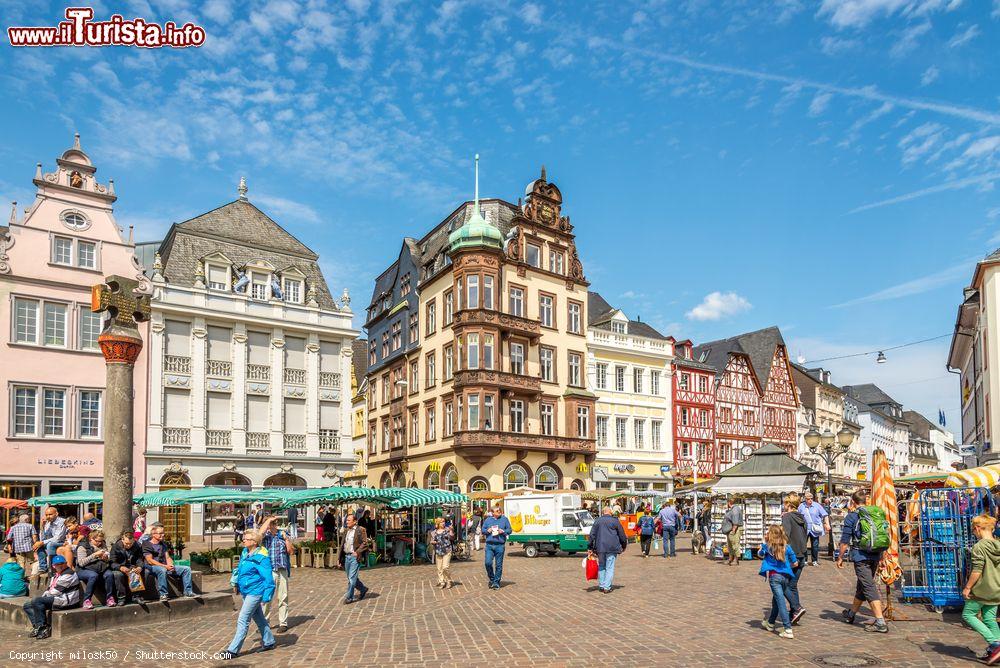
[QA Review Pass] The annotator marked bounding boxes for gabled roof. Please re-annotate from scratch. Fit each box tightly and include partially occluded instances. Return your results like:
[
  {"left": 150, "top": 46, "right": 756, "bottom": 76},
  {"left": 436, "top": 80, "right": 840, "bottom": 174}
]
[
  {"left": 694, "top": 327, "right": 787, "bottom": 390},
  {"left": 351, "top": 339, "right": 368, "bottom": 389},
  {"left": 902, "top": 410, "right": 934, "bottom": 440},
  {"left": 842, "top": 384, "right": 900, "bottom": 409},
  {"left": 718, "top": 443, "right": 819, "bottom": 477},
  {"left": 176, "top": 199, "right": 316, "bottom": 258},
  {"left": 586, "top": 291, "right": 669, "bottom": 340}
]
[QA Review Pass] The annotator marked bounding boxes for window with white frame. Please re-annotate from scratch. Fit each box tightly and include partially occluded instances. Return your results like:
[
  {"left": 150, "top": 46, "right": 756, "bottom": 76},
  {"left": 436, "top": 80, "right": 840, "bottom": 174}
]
[
  {"left": 14, "top": 298, "right": 38, "bottom": 344},
  {"left": 444, "top": 402, "right": 453, "bottom": 437},
  {"left": 597, "top": 415, "right": 609, "bottom": 447},
  {"left": 77, "top": 241, "right": 96, "bottom": 269},
  {"left": 510, "top": 342, "right": 525, "bottom": 375},
  {"left": 549, "top": 250, "right": 565, "bottom": 275},
  {"left": 250, "top": 272, "right": 269, "bottom": 300},
  {"left": 616, "top": 417, "right": 627, "bottom": 447},
  {"left": 426, "top": 353, "right": 436, "bottom": 387},
  {"left": 510, "top": 400, "right": 524, "bottom": 433},
  {"left": 509, "top": 287, "right": 524, "bottom": 317},
  {"left": 444, "top": 345, "right": 454, "bottom": 380},
  {"left": 525, "top": 243, "right": 541, "bottom": 268},
  {"left": 681, "top": 407, "right": 689, "bottom": 426},
  {"left": 611, "top": 321, "right": 626, "bottom": 334},
  {"left": 576, "top": 406, "right": 589, "bottom": 437},
  {"left": 52, "top": 237, "right": 73, "bottom": 265},
  {"left": 679, "top": 373, "right": 690, "bottom": 390},
  {"left": 79, "top": 308, "right": 103, "bottom": 350},
  {"left": 651, "top": 420, "right": 662, "bottom": 450},
  {"left": 61, "top": 210, "right": 90, "bottom": 230},
  {"left": 283, "top": 278, "right": 302, "bottom": 303},
  {"left": 12, "top": 387, "right": 37, "bottom": 435},
  {"left": 426, "top": 300, "right": 436, "bottom": 334},
  {"left": 568, "top": 353, "right": 582, "bottom": 387},
  {"left": 79, "top": 390, "right": 101, "bottom": 439},
  {"left": 207, "top": 264, "right": 229, "bottom": 291},
  {"left": 43, "top": 388, "right": 65, "bottom": 436},
  {"left": 484, "top": 395, "right": 494, "bottom": 430},
  {"left": 568, "top": 302, "right": 581, "bottom": 334},
  {"left": 596, "top": 363, "right": 607, "bottom": 389},
  {"left": 633, "top": 368, "right": 643, "bottom": 394},
  {"left": 467, "top": 275, "right": 479, "bottom": 309},
  {"left": 541, "top": 403, "right": 554, "bottom": 436},
  {"left": 615, "top": 366, "right": 625, "bottom": 392},
  {"left": 51, "top": 236, "right": 98, "bottom": 270},
  {"left": 43, "top": 303, "right": 67, "bottom": 347},
  {"left": 540, "top": 347, "right": 553, "bottom": 382},
  {"left": 426, "top": 405, "right": 436, "bottom": 440},
  {"left": 634, "top": 419, "right": 645, "bottom": 448},
  {"left": 539, "top": 294, "right": 553, "bottom": 327},
  {"left": 698, "top": 375, "right": 708, "bottom": 393},
  {"left": 467, "top": 333, "right": 479, "bottom": 370},
  {"left": 467, "top": 394, "right": 479, "bottom": 430},
  {"left": 483, "top": 334, "right": 494, "bottom": 370},
  {"left": 699, "top": 409, "right": 709, "bottom": 427},
  {"left": 483, "top": 276, "right": 494, "bottom": 309},
  {"left": 444, "top": 290, "right": 454, "bottom": 324},
  {"left": 650, "top": 370, "right": 660, "bottom": 395},
  {"left": 409, "top": 312, "right": 418, "bottom": 344}
]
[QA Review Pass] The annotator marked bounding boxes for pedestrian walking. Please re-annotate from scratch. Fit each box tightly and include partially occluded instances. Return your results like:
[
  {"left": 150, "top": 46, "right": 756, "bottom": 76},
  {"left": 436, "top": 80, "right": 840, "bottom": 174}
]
[
  {"left": 636, "top": 511, "right": 655, "bottom": 557},
  {"left": 286, "top": 507, "right": 299, "bottom": 540},
  {"left": 798, "top": 492, "right": 830, "bottom": 566},
  {"left": 5, "top": 514, "right": 37, "bottom": 576},
  {"left": 962, "top": 513, "right": 1000, "bottom": 664},
  {"left": 699, "top": 501, "right": 712, "bottom": 549},
  {"left": 431, "top": 517, "right": 454, "bottom": 588},
  {"left": 588, "top": 507, "right": 628, "bottom": 593},
  {"left": 469, "top": 508, "right": 483, "bottom": 551},
  {"left": 836, "top": 490, "right": 888, "bottom": 633},
  {"left": 656, "top": 501, "right": 682, "bottom": 558},
  {"left": 220, "top": 529, "right": 275, "bottom": 660},
  {"left": 234, "top": 512, "right": 246, "bottom": 546},
  {"left": 722, "top": 498, "right": 744, "bottom": 565},
  {"left": 261, "top": 517, "right": 294, "bottom": 634},
  {"left": 481, "top": 505, "right": 512, "bottom": 590},
  {"left": 758, "top": 524, "right": 799, "bottom": 639},
  {"left": 780, "top": 493, "right": 808, "bottom": 625},
  {"left": 337, "top": 513, "right": 370, "bottom": 604},
  {"left": 314, "top": 507, "right": 325, "bottom": 542}
]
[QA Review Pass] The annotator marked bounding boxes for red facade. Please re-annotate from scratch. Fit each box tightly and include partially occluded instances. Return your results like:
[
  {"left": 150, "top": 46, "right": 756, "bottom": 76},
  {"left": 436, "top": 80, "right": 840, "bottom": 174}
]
[
  {"left": 713, "top": 353, "right": 762, "bottom": 471},
  {"left": 672, "top": 341, "right": 716, "bottom": 477},
  {"left": 761, "top": 346, "right": 798, "bottom": 454}
]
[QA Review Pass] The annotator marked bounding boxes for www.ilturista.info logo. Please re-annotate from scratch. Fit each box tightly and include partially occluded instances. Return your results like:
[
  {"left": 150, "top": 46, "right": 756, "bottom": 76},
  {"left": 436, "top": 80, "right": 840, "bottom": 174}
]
[{"left": 8, "top": 7, "right": 206, "bottom": 48}]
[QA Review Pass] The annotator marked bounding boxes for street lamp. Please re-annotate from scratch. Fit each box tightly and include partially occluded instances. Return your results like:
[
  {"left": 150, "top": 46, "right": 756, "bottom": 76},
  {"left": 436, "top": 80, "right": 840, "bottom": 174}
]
[{"left": 806, "top": 425, "right": 856, "bottom": 557}]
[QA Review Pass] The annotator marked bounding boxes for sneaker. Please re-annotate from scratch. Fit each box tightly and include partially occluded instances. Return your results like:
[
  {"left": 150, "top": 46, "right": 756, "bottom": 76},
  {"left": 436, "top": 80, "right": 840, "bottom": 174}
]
[
  {"left": 83, "top": 599, "right": 93, "bottom": 610},
  {"left": 29, "top": 626, "right": 42, "bottom": 638},
  {"left": 277, "top": 625, "right": 288, "bottom": 634},
  {"left": 863, "top": 621, "right": 888, "bottom": 634},
  {"left": 977, "top": 647, "right": 993, "bottom": 661},
  {"left": 778, "top": 629, "right": 794, "bottom": 639},
  {"left": 986, "top": 643, "right": 1000, "bottom": 665},
  {"left": 35, "top": 626, "right": 51, "bottom": 640},
  {"left": 343, "top": 597, "right": 354, "bottom": 605},
  {"left": 183, "top": 592, "right": 198, "bottom": 598},
  {"left": 841, "top": 609, "right": 856, "bottom": 625},
  {"left": 106, "top": 596, "right": 116, "bottom": 607},
  {"left": 260, "top": 644, "right": 276, "bottom": 652},
  {"left": 159, "top": 595, "right": 170, "bottom": 602},
  {"left": 791, "top": 608, "right": 806, "bottom": 625},
  {"left": 762, "top": 618, "right": 775, "bottom": 632},
  {"left": 358, "top": 587, "right": 368, "bottom": 601},
  {"left": 219, "top": 650, "right": 237, "bottom": 660}
]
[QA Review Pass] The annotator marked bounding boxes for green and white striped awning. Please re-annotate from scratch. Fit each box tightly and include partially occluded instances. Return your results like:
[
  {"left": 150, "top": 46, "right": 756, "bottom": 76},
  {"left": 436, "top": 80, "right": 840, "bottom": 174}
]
[
  {"left": 376, "top": 488, "right": 468, "bottom": 509},
  {"left": 28, "top": 490, "right": 107, "bottom": 507},
  {"left": 135, "top": 487, "right": 291, "bottom": 507},
  {"left": 279, "top": 486, "right": 387, "bottom": 508}
]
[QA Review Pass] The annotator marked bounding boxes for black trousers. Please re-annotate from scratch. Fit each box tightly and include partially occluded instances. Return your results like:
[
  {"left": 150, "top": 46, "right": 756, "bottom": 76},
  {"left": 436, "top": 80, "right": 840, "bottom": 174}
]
[{"left": 640, "top": 535, "right": 652, "bottom": 555}]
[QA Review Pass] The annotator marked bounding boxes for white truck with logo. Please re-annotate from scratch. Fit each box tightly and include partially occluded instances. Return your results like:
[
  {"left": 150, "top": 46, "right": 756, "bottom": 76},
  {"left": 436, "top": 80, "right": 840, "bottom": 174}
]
[{"left": 503, "top": 493, "right": 594, "bottom": 557}]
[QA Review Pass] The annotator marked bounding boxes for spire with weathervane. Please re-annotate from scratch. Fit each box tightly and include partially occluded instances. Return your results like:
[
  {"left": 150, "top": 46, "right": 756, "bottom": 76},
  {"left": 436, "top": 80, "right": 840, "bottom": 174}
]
[
  {"left": 237, "top": 176, "right": 248, "bottom": 201},
  {"left": 448, "top": 154, "right": 503, "bottom": 254}
]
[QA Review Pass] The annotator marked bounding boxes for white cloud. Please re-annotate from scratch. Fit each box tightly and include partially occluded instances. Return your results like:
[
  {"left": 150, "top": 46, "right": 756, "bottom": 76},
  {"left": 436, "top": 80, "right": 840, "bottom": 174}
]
[
  {"left": 920, "top": 65, "right": 939, "bottom": 86},
  {"left": 685, "top": 292, "right": 752, "bottom": 321},
  {"left": 809, "top": 91, "right": 833, "bottom": 116},
  {"left": 817, "top": 0, "right": 959, "bottom": 29},
  {"left": 890, "top": 21, "right": 930, "bottom": 58},
  {"left": 964, "top": 136, "right": 1000, "bottom": 159},
  {"left": 520, "top": 3, "right": 542, "bottom": 26},
  {"left": 947, "top": 23, "right": 980, "bottom": 48},
  {"left": 988, "top": 207, "right": 1000, "bottom": 221},
  {"left": 253, "top": 193, "right": 322, "bottom": 225},
  {"left": 848, "top": 171, "right": 1000, "bottom": 213},
  {"left": 820, "top": 35, "right": 860, "bottom": 55},
  {"left": 831, "top": 260, "right": 973, "bottom": 308}
]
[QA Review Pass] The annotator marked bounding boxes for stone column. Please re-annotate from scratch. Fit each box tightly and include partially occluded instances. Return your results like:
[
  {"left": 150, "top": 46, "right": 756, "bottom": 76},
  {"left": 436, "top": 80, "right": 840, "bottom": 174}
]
[{"left": 92, "top": 276, "right": 150, "bottom": 542}]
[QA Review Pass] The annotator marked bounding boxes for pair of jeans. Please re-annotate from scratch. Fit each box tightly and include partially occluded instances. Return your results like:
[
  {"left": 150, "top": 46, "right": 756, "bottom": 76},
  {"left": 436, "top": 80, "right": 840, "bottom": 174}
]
[
  {"left": 23, "top": 595, "right": 55, "bottom": 629},
  {"left": 484, "top": 543, "right": 505, "bottom": 586},
  {"left": 226, "top": 594, "right": 275, "bottom": 655},
  {"left": 662, "top": 526, "right": 677, "bottom": 556},
  {"left": 597, "top": 553, "right": 617, "bottom": 590},
  {"left": 640, "top": 534, "right": 652, "bottom": 555},
  {"left": 36, "top": 542, "right": 62, "bottom": 572},
  {"left": 77, "top": 568, "right": 99, "bottom": 601},
  {"left": 343, "top": 554, "right": 366, "bottom": 601},
  {"left": 785, "top": 562, "right": 803, "bottom": 615},
  {"left": 807, "top": 534, "right": 821, "bottom": 562},
  {"left": 767, "top": 573, "right": 793, "bottom": 630},
  {"left": 147, "top": 564, "right": 193, "bottom": 597},
  {"left": 963, "top": 599, "right": 1000, "bottom": 644}
]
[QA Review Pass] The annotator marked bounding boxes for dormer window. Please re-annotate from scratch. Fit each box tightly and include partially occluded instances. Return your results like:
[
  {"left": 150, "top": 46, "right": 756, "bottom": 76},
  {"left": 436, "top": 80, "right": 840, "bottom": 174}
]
[
  {"left": 611, "top": 321, "right": 626, "bottom": 334},
  {"left": 250, "top": 272, "right": 269, "bottom": 301},
  {"left": 207, "top": 264, "right": 229, "bottom": 291},
  {"left": 283, "top": 278, "right": 302, "bottom": 304}
]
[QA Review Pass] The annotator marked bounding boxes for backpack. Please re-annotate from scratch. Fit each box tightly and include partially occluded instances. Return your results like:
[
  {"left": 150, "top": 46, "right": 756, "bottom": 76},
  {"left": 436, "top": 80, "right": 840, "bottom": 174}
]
[{"left": 854, "top": 505, "right": 890, "bottom": 551}]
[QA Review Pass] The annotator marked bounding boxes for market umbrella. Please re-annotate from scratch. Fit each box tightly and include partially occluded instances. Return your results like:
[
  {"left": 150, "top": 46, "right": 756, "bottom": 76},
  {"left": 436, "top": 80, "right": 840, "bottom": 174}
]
[
  {"left": 28, "top": 490, "right": 106, "bottom": 507},
  {"left": 946, "top": 463, "right": 1000, "bottom": 488},
  {"left": 376, "top": 488, "right": 468, "bottom": 509},
  {"left": 469, "top": 491, "right": 504, "bottom": 501},
  {"left": 870, "top": 448, "right": 903, "bottom": 620},
  {"left": 0, "top": 498, "right": 29, "bottom": 510}
]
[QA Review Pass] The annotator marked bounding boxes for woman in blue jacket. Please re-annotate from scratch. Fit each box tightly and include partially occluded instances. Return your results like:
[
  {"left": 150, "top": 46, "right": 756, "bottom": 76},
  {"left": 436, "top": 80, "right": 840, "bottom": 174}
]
[{"left": 221, "top": 529, "right": 276, "bottom": 660}]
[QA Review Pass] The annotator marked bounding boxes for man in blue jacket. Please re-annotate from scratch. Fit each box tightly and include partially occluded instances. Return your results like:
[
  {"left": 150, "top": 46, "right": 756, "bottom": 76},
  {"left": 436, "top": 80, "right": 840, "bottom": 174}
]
[
  {"left": 836, "top": 490, "right": 888, "bottom": 634},
  {"left": 481, "top": 505, "right": 512, "bottom": 590},
  {"left": 588, "top": 507, "right": 628, "bottom": 593}
]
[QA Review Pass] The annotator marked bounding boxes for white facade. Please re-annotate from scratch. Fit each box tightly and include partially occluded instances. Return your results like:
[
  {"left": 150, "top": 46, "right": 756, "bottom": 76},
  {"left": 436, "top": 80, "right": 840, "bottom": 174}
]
[
  {"left": 857, "top": 409, "right": 910, "bottom": 478},
  {"left": 586, "top": 311, "right": 674, "bottom": 492},
  {"left": 931, "top": 425, "right": 961, "bottom": 471}
]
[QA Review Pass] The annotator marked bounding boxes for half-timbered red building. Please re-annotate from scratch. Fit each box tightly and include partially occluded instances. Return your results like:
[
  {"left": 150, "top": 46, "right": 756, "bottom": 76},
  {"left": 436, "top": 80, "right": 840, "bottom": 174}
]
[{"left": 672, "top": 340, "right": 717, "bottom": 476}]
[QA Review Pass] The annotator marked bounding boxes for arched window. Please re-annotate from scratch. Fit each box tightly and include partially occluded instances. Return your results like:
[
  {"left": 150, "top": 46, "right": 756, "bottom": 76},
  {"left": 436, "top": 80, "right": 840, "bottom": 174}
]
[
  {"left": 569, "top": 479, "right": 585, "bottom": 491},
  {"left": 425, "top": 469, "right": 441, "bottom": 489},
  {"left": 535, "top": 464, "right": 559, "bottom": 491},
  {"left": 469, "top": 478, "right": 489, "bottom": 493},
  {"left": 379, "top": 472, "right": 392, "bottom": 489},
  {"left": 503, "top": 464, "right": 528, "bottom": 490},
  {"left": 444, "top": 466, "right": 460, "bottom": 493}
]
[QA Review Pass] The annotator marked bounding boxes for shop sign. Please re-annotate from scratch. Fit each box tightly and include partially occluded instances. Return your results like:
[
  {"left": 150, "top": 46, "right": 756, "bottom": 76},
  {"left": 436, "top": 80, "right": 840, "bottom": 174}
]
[
  {"left": 576, "top": 462, "right": 589, "bottom": 474},
  {"left": 428, "top": 462, "right": 441, "bottom": 472},
  {"left": 660, "top": 465, "right": 672, "bottom": 476},
  {"left": 37, "top": 458, "right": 96, "bottom": 470},
  {"left": 591, "top": 466, "right": 609, "bottom": 482},
  {"left": 613, "top": 463, "right": 636, "bottom": 473}
]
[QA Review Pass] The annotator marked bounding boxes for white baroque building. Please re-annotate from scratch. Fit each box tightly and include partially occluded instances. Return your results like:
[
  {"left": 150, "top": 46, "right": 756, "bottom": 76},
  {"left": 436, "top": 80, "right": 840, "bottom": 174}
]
[
  {"left": 138, "top": 181, "right": 358, "bottom": 541},
  {"left": 844, "top": 384, "right": 911, "bottom": 478}
]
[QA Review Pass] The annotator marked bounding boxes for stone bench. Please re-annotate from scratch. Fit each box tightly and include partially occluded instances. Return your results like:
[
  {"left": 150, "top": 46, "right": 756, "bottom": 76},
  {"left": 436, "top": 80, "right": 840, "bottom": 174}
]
[
  {"left": 81, "top": 569, "right": 204, "bottom": 603},
  {"left": 0, "top": 591, "right": 234, "bottom": 638}
]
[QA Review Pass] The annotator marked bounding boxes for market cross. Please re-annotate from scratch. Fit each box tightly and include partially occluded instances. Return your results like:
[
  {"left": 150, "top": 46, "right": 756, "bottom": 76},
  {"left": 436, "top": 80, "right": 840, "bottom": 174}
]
[{"left": 91, "top": 274, "right": 150, "bottom": 541}]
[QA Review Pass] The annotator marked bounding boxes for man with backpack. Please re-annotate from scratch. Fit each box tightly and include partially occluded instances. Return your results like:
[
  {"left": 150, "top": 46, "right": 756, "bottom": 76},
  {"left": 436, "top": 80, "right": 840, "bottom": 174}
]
[{"left": 836, "top": 489, "right": 889, "bottom": 633}]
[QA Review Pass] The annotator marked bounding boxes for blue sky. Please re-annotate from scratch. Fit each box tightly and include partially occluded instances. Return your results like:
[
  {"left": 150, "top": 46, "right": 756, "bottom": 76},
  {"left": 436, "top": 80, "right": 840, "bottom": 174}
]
[{"left": 2, "top": 0, "right": 999, "bottom": 431}]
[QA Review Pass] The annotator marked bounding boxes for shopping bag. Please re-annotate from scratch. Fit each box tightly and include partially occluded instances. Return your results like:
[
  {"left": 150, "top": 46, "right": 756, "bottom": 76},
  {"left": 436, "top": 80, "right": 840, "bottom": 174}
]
[
  {"left": 585, "top": 557, "right": 599, "bottom": 581},
  {"left": 128, "top": 571, "right": 146, "bottom": 593}
]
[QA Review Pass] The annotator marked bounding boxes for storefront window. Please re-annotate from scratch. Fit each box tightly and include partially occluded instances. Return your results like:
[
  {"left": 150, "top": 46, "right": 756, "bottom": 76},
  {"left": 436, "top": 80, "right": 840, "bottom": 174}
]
[
  {"left": 503, "top": 464, "right": 528, "bottom": 490},
  {"left": 535, "top": 465, "right": 558, "bottom": 491},
  {"left": 444, "top": 468, "right": 460, "bottom": 493}
]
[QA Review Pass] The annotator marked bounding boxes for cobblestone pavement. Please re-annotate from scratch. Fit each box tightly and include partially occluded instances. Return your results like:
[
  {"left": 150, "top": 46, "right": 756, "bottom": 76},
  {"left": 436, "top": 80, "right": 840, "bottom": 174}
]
[{"left": 0, "top": 537, "right": 986, "bottom": 667}]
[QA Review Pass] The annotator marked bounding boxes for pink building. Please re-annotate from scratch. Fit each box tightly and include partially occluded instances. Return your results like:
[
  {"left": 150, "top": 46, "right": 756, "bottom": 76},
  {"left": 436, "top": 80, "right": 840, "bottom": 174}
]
[{"left": 0, "top": 135, "right": 147, "bottom": 519}]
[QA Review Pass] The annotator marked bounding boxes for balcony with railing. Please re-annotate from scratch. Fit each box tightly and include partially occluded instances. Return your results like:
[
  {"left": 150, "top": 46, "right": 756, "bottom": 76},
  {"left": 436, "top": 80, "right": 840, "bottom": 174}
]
[
  {"left": 164, "top": 355, "right": 191, "bottom": 374},
  {"left": 162, "top": 427, "right": 191, "bottom": 449},
  {"left": 453, "top": 430, "right": 595, "bottom": 465},
  {"left": 206, "top": 359, "right": 233, "bottom": 378},
  {"left": 284, "top": 368, "right": 306, "bottom": 384},
  {"left": 319, "top": 372, "right": 341, "bottom": 388},
  {"left": 319, "top": 429, "right": 340, "bottom": 453},
  {"left": 247, "top": 364, "right": 270, "bottom": 381},
  {"left": 453, "top": 369, "right": 541, "bottom": 396},
  {"left": 452, "top": 308, "right": 542, "bottom": 339},
  {"left": 283, "top": 433, "right": 306, "bottom": 453},
  {"left": 246, "top": 432, "right": 270, "bottom": 453},
  {"left": 591, "top": 329, "right": 671, "bottom": 354},
  {"left": 206, "top": 430, "right": 231, "bottom": 453}
]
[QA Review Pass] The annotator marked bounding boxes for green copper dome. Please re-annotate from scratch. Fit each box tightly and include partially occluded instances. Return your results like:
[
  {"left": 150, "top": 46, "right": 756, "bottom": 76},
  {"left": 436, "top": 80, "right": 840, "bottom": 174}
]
[{"left": 448, "top": 154, "right": 502, "bottom": 254}]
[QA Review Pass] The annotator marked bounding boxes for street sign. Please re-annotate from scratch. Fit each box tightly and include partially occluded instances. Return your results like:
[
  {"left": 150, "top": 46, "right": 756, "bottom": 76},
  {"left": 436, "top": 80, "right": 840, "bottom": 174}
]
[
  {"left": 660, "top": 465, "right": 672, "bottom": 476},
  {"left": 959, "top": 443, "right": 976, "bottom": 456}
]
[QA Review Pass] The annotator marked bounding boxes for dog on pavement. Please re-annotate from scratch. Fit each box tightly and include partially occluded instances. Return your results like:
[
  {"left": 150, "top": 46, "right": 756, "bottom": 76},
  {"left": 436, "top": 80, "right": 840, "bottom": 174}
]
[{"left": 691, "top": 531, "right": 706, "bottom": 554}]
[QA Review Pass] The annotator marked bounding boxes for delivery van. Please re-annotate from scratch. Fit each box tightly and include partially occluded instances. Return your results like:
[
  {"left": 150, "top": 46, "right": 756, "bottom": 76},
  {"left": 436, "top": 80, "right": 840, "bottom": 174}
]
[{"left": 504, "top": 493, "right": 594, "bottom": 557}]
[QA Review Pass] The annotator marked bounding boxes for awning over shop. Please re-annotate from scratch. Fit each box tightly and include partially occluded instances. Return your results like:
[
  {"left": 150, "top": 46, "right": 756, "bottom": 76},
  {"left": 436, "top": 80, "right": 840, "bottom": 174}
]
[
  {"left": 712, "top": 444, "right": 818, "bottom": 495},
  {"left": 580, "top": 490, "right": 626, "bottom": 501},
  {"left": 377, "top": 488, "right": 468, "bottom": 509},
  {"left": 947, "top": 464, "right": 1000, "bottom": 488},
  {"left": 28, "top": 490, "right": 106, "bottom": 507},
  {"left": 279, "top": 486, "right": 387, "bottom": 507},
  {"left": 135, "top": 487, "right": 292, "bottom": 507},
  {"left": 896, "top": 471, "right": 950, "bottom": 486},
  {"left": 712, "top": 475, "right": 811, "bottom": 494}
]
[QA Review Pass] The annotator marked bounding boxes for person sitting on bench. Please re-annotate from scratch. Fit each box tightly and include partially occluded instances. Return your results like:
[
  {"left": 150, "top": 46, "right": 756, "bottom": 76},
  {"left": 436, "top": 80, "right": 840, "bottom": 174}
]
[
  {"left": 22, "top": 555, "right": 79, "bottom": 640},
  {"left": 109, "top": 531, "right": 144, "bottom": 605},
  {"left": 142, "top": 525, "right": 195, "bottom": 601},
  {"left": 76, "top": 530, "right": 116, "bottom": 609}
]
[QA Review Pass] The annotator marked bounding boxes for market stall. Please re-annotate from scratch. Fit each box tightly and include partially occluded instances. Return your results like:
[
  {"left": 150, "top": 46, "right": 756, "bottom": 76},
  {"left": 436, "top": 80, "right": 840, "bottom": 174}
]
[{"left": 710, "top": 444, "right": 818, "bottom": 560}]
